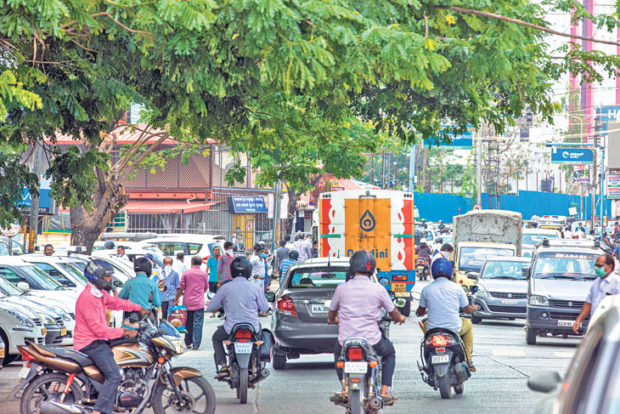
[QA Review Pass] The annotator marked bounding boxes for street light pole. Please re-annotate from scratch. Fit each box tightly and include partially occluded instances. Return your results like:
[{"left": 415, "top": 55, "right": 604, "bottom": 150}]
[
  {"left": 591, "top": 113, "right": 599, "bottom": 229},
  {"left": 476, "top": 130, "right": 482, "bottom": 206}
]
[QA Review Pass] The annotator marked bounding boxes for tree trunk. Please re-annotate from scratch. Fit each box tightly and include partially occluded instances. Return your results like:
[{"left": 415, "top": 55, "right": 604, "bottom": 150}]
[{"left": 283, "top": 188, "right": 298, "bottom": 239}]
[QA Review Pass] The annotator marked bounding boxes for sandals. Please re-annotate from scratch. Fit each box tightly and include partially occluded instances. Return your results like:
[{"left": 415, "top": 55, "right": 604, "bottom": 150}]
[
  {"left": 214, "top": 366, "right": 229, "bottom": 379},
  {"left": 381, "top": 394, "right": 396, "bottom": 406}
]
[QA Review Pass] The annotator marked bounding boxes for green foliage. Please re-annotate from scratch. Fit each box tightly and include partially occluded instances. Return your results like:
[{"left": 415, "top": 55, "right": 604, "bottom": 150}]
[{"left": 0, "top": 144, "right": 38, "bottom": 226}]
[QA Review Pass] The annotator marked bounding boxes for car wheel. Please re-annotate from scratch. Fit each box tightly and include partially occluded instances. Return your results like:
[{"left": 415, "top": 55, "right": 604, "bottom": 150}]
[
  {"left": 471, "top": 315, "right": 482, "bottom": 324},
  {"left": 273, "top": 352, "right": 287, "bottom": 370},
  {"left": 0, "top": 330, "right": 16, "bottom": 366},
  {"left": 525, "top": 326, "right": 537, "bottom": 345},
  {"left": 398, "top": 301, "right": 411, "bottom": 317}
]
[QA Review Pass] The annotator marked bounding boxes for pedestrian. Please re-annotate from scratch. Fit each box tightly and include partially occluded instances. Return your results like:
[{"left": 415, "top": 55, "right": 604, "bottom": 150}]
[
  {"left": 299, "top": 233, "right": 313, "bottom": 263},
  {"left": 160, "top": 256, "right": 180, "bottom": 318},
  {"left": 563, "top": 226, "right": 573, "bottom": 240},
  {"left": 279, "top": 250, "right": 300, "bottom": 284},
  {"left": 173, "top": 252, "right": 188, "bottom": 276},
  {"left": 118, "top": 258, "right": 162, "bottom": 317},
  {"left": 249, "top": 244, "right": 268, "bottom": 288},
  {"left": 116, "top": 245, "right": 129, "bottom": 261},
  {"left": 174, "top": 255, "right": 209, "bottom": 349},
  {"left": 587, "top": 230, "right": 596, "bottom": 240},
  {"left": 43, "top": 244, "right": 54, "bottom": 256},
  {"left": 217, "top": 241, "right": 234, "bottom": 288},
  {"left": 614, "top": 243, "right": 620, "bottom": 259},
  {"left": 207, "top": 246, "right": 221, "bottom": 294},
  {"left": 573, "top": 254, "right": 620, "bottom": 334},
  {"left": 273, "top": 240, "right": 290, "bottom": 281}
]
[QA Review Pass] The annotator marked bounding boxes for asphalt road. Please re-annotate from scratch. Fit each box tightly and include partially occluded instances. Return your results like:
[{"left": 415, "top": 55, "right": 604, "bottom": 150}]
[{"left": 0, "top": 280, "right": 578, "bottom": 414}]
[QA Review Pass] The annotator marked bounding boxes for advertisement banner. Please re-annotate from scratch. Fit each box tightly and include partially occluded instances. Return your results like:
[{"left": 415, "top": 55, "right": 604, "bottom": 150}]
[
  {"left": 551, "top": 148, "right": 594, "bottom": 164},
  {"left": 573, "top": 166, "right": 589, "bottom": 183},
  {"left": 607, "top": 174, "right": 620, "bottom": 200}
]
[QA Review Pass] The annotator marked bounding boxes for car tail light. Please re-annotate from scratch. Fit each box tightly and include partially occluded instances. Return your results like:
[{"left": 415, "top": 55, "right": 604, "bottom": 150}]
[
  {"left": 277, "top": 297, "right": 297, "bottom": 316},
  {"left": 235, "top": 329, "right": 252, "bottom": 340},
  {"left": 393, "top": 275, "right": 407, "bottom": 281},
  {"left": 347, "top": 347, "right": 363, "bottom": 361},
  {"left": 18, "top": 347, "right": 35, "bottom": 361}
]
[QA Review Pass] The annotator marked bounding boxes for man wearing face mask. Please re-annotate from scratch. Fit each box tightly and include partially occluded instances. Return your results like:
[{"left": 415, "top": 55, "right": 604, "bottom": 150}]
[
  {"left": 249, "top": 244, "right": 268, "bottom": 288},
  {"left": 160, "top": 257, "right": 180, "bottom": 318},
  {"left": 217, "top": 241, "right": 234, "bottom": 289},
  {"left": 573, "top": 254, "right": 620, "bottom": 334},
  {"left": 431, "top": 243, "right": 454, "bottom": 265}
]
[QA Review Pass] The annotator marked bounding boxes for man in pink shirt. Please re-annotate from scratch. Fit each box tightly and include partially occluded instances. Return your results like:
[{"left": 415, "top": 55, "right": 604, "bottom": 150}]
[
  {"left": 174, "top": 255, "right": 210, "bottom": 349},
  {"left": 75, "top": 261, "right": 146, "bottom": 414}
]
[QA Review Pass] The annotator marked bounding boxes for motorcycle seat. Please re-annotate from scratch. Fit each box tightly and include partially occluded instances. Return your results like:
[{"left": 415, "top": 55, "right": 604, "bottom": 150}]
[{"left": 42, "top": 345, "right": 93, "bottom": 367}]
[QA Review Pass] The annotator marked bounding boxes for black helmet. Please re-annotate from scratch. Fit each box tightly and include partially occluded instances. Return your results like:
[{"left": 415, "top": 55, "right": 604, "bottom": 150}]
[
  {"left": 288, "top": 250, "right": 299, "bottom": 260},
  {"left": 134, "top": 257, "right": 152, "bottom": 277},
  {"left": 349, "top": 250, "right": 376, "bottom": 275},
  {"left": 84, "top": 260, "right": 113, "bottom": 291},
  {"left": 230, "top": 256, "right": 252, "bottom": 278},
  {"left": 103, "top": 240, "right": 115, "bottom": 249}
]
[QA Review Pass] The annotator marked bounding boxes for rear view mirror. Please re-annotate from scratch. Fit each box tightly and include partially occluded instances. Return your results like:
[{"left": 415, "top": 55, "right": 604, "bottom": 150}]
[
  {"left": 17, "top": 282, "right": 30, "bottom": 292},
  {"left": 466, "top": 272, "right": 478, "bottom": 280},
  {"left": 470, "top": 285, "right": 479, "bottom": 294},
  {"left": 265, "top": 291, "right": 276, "bottom": 303},
  {"left": 522, "top": 267, "right": 530, "bottom": 279},
  {"left": 527, "top": 370, "right": 562, "bottom": 393}
]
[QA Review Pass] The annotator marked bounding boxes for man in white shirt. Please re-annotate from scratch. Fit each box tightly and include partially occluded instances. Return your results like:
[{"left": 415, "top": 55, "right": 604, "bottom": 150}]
[
  {"left": 116, "top": 246, "right": 129, "bottom": 261},
  {"left": 249, "top": 244, "right": 267, "bottom": 289},
  {"left": 173, "top": 252, "right": 188, "bottom": 276}
]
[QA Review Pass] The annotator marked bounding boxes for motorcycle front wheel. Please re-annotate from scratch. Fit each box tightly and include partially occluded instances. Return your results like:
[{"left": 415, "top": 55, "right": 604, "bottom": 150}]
[
  {"left": 152, "top": 376, "right": 216, "bottom": 414},
  {"left": 20, "top": 372, "right": 84, "bottom": 414}
]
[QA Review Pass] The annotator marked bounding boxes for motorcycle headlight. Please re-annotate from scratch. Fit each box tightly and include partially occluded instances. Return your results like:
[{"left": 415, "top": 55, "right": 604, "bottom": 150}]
[
  {"left": 168, "top": 336, "right": 185, "bottom": 355},
  {"left": 7, "top": 310, "right": 35, "bottom": 328},
  {"left": 529, "top": 295, "right": 549, "bottom": 306}
]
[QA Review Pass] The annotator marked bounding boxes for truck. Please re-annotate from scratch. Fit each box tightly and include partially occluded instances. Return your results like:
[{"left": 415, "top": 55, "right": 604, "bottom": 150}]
[
  {"left": 313, "top": 190, "right": 416, "bottom": 315},
  {"left": 453, "top": 210, "right": 522, "bottom": 292}
]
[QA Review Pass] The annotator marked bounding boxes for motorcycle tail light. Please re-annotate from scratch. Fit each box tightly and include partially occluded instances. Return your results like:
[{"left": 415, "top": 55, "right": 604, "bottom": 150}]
[
  {"left": 351, "top": 378, "right": 361, "bottom": 383},
  {"left": 347, "top": 347, "right": 363, "bottom": 361},
  {"left": 393, "top": 275, "right": 407, "bottom": 281},
  {"left": 18, "top": 347, "right": 35, "bottom": 362},
  {"left": 235, "top": 329, "right": 252, "bottom": 339},
  {"left": 277, "top": 297, "right": 297, "bottom": 316},
  {"left": 431, "top": 335, "right": 448, "bottom": 347}
]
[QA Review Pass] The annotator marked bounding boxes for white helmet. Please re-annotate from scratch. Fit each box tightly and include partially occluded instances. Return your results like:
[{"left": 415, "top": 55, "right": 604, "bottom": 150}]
[{"left": 420, "top": 238, "right": 427, "bottom": 244}]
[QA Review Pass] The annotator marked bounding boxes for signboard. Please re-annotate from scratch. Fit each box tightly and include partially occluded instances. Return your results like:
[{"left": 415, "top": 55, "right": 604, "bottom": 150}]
[
  {"left": 551, "top": 148, "right": 593, "bottom": 165},
  {"left": 573, "top": 166, "right": 589, "bottom": 183},
  {"left": 17, "top": 188, "right": 54, "bottom": 214},
  {"left": 607, "top": 174, "right": 620, "bottom": 200},
  {"left": 1, "top": 224, "right": 21, "bottom": 237},
  {"left": 598, "top": 105, "right": 620, "bottom": 130},
  {"left": 424, "top": 127, "right": 473, "bottom": 148},
  {"left": 228, "top": 196, "right": 267, "bottom": 214}
]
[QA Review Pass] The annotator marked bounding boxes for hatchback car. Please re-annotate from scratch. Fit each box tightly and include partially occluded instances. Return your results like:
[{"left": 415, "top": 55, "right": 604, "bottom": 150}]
[
  {"left": 471, "top": 256, "right": 530, "bottom": 324},
  {"left": 270, "top": 258, "right": 383, "bottom": 370}
]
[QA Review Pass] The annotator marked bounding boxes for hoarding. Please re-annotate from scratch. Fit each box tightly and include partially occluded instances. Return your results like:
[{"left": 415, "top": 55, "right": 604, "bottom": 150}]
[
  {"left": 607, "top": 174, "right": 620, "bottom": 200},
  {"left": 551, "top": 148, "right": 593, "bottom": 165}
]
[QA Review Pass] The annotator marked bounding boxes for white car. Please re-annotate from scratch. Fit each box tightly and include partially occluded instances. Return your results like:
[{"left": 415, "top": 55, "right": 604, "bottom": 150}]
[
  {"left": 92, "top": 248, "right": 165, "bottom": 281},
  {"left": 146, "top": 234, "right": 224, "bottom": 270},
  {"left": 92, "top": 240, "right": 162, "bottom": 253},
  {"left": 0, "top": 293, "right": 47, "bottom": 364},
  {"left": 522, "top": 228, "right": 560, "bottom": 258}
]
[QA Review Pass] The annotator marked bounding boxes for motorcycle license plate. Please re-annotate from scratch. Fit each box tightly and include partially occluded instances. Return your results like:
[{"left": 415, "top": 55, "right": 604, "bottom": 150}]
[
  {"left": 391, "top": 283, "right": 406, "bottom": 292},
  {"left": 18, "top": 365, "right": 30, "bottom": 379},
  {"left": 311, "top": 304, "right": 330, "bottom": 313},
  {"left": 234, "top": 342, "right": 253, "bottom": 354},
  {"left": 558, "top": 320, "right": 574, "bottom": 327},
  {"left": 501, "top": 299, "right": 518, "bottom": 305},
  {"left": 431, "top": 355, "right": 450, "bottom": 364},
  {"left": 344, "top": 362, "right": 367, "bottom": 374},
  {"left": 60, "top": 328, "right": 67, "bottom": 336}
]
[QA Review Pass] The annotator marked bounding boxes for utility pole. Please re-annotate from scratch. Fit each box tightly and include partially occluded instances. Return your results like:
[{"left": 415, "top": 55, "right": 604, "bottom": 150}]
[
  {"left": 408, "top": 145, "right": 415, "bottom": 193},
  {"left": 28, "top": 144, "right": 43, "bottom": 252},
  {"left": 272, "top": 179, "right": 281, "bottom": 252},
  {"left": 599, "top": 108, "right": 605, "bottom": 229},
  {"left": 476, "top": 129, "right": 482, "bottom": 206},
  {"left": 381, "top": 151, "right": 386, "bottom": 189},
  {"left": 591, "top": 113, "right": 599, "bottom": 229},
  {"left": 370, "top": 155, "right": 374, "bottom": 186}
]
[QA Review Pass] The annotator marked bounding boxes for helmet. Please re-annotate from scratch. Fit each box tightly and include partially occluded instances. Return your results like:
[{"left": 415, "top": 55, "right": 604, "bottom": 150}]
[
  {"left": 349, "top": 250, "right": 376, "bottom": 275},
  {"left": 439, "top": 220, "right": 444, "bottom": 224},
  {"left": 134, "top": 257, "right": 152, "bottom": 277},
  {"left": 422, "top": 219, "right": 426, "bottom": 222},
  {"left": 103, "top": 241, "right": 115, "bottom": 249},
  {"left": 420, "top": 238, "right": 427, "bottom": 244},
  {"left": 84, "top": 260, "right": 113, "bottom": 291},
  {"left": 435, "top": 238, "right": 443, "bottom": 244},
  {"left": 288, "top": 250, "right": 299, "bottom": 260},
  {"left": 431, "top": 258, "right": 453, "bottom": 279},
  {"left": 230, "top": 256, "right": 252, "bottom": 278}
]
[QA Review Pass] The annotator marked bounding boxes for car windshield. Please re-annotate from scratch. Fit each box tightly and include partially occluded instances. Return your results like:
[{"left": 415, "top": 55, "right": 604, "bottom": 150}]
[
  {"left": 68, "top": 261, "right": 87, "bottom": 271},
  {"left": 522, "top": 233, "right": 558, "bottom": 245},
  {"left": 0, "top": 276, "right": 24, "bottom": 296},
  {"left": 59, "top": 263, "right": 88, "bottom": 284},
  {"left": 459, "top": 247, "right": 514, "bottom": 273},
  {"left": 481, "top": 260, "right": 529, "bottom": 280},
  {"left": 533, "top": 253, "right": 598, "bottom": 279},
  {"left": 21, "top": 265, "right": 64, "bottom": 290},
  {"left": 286, "top": 267, "right": 348, "bottom": 288}
]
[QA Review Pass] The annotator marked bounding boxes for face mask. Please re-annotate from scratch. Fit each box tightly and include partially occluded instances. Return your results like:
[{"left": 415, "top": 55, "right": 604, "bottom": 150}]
[
  {"left": 226, "top": 249, "right": 233, "bottom": 256},
  {"left": 259, "top": 253, "right": 268, "bottom": 259},
  {"left": 441, "top": 251, "right": 451, "bottom": 259},
  {"left": 594, "top": 266, "right": 607, "bottom": 278},
  {"left": 164, "top": 265, "right": 172, "bottom": 272}
]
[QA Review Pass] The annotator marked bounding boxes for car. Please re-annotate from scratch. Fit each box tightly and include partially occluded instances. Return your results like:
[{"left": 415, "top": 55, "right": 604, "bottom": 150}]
[
  {"left": 92, "top": 240, "right": 162, "bottom": 252},
  {"left": 270, "top": 257, "right": 387, "bottom": 370},
  {"left": 145, "top": 234, "right": 224, "bottom": 269},
  {"left": 92, "top": 248, "right": 165, "bottom": 280},
  {"left": 527, "top": 294, "right": 620, "bottom": 413},
  {"left": 21, "top": 255, "right": 88, "bottom": 289},
  {"left": 0, "top": 237, "right": 26, "bottom": 255},
  {"left": 453, "top": 241, "right": 516, "bottom": 293},
  {"left": 524, "top": 239, "right": 604, "bottom": 345},
  {"left": 522, "top": 229, "right": 560, "bottom": 258},
  {"left": 471, "top": 256, "right": 531, "bottom": 324},
  {"left": 0, "top": 291, "right": 47, "bottom": 364}
]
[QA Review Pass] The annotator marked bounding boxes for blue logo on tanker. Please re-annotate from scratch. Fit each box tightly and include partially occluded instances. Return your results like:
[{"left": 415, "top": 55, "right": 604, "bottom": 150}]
[{"left": 360, "top": 210, "right": 376, "bottom": 232}]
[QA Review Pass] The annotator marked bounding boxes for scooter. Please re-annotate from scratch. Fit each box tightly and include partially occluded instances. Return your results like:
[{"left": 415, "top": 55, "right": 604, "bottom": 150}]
[{"left": 416, "top": 257, "right": 430, "bottom": 281}]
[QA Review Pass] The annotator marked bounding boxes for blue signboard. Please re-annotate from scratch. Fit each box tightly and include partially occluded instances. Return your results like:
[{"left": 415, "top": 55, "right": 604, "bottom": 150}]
[
  {"left": 423, "top": 127, "right": 473, "bottom": 148},
  {"left": 598, "top": 105, "right": 620, "bottom": 131},
  {"left": 551, "top": 148, "right": 593, "bottom": 165},
  {"left": 228, "top": 196, "right": 267, "bottom": 213},
  {"left": 17, "top": 188, "right": 52, "bottom": 209}
]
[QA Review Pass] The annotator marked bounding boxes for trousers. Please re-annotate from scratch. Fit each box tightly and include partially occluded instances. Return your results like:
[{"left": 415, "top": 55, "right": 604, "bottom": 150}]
[
  {"left": 185, "top": 309, "right": 205, "bottom": 348},
  {"left": 80, "top": 340, "right": 121, "bottom": 414},
  {"left": 334, "top": 338, "right": 396, "bottom": 387}
]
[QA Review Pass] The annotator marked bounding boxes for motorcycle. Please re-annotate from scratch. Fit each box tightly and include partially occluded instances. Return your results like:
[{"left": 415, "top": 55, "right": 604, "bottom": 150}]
[
  {"left": 416, "top": 257, "right": 430, "bottom": 281},
  {"left": 216, "top": 323, "right": 273, "bottom": 404},
  {"left": 332, "top": 316, "right": 391, "bottom": 414},
  {"left": 12, "top": 311, "right": 216, "bottom": 414}
]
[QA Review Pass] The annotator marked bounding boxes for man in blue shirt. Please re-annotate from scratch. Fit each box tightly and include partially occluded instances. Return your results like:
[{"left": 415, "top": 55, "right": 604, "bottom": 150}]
[
  {"left": 119, "top": 257, "right": 162, "bottom": 314},
  {"left": 207, "top": 256, "right": 270, "bottom": 377},
  {"left": 160, "top": 256, "right": 180, "bottom": 318},
  {"left": 279, "top": 250, "right": 299, "bottom": 284}
]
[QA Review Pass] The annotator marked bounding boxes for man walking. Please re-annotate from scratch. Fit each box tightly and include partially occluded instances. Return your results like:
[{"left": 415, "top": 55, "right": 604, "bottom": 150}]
[
  {"left": 173, "top": 252, "right": 187, "bottom": 276},
  {"left": 217, "top": 241, "right": 234, "bottom": 288},
  {"left": 160, "top": 256, "right": 180, "bottom": 318},
  {"left": 573, "top": 254, "right": 620, "bottom": 334},
  {"left": 174, "top": 256, "right": 209, "bottom": 349},
  {"left": 119, "top": 258, "right": 162, "bottom": 316},
  {"left": 249, "top": 244, "right": 268, "bottom": 289},
  {"left": 273, "top": 240, "right": 289, "bottom": 281}
]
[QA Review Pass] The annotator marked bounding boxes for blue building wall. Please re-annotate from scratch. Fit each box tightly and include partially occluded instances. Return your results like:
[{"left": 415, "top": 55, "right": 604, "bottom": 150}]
[{"left": 415, "top": 190, "right": 612, "bottom": 223}]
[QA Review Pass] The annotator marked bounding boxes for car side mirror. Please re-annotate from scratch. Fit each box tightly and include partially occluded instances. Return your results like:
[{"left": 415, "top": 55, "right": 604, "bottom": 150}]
[
  {"left": 470, "top": 285, "right": 479, "bottom": 294},
  {"left": 527, "top": 370, "right": 562, "bottom": 393},
  {"left": 466, "top": 272, "right": 478, "bottom": 280},
  {"left": 522, "top": 267, "right": 530, "bottom": 279},
  {"left": 265, "top": 291, "right": 276, "bottom": 303},
  {"left": 17, "top": 281, "right": 30, "bottom": 292}
]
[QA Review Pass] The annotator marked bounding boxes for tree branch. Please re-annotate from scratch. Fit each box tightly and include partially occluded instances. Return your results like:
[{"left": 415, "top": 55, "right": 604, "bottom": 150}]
[
  {"left": 119, "top": 134, "right": 170, "bottom": 180},
  {"left": 439, "top": 6, "right": 620, "bottom": 47}
]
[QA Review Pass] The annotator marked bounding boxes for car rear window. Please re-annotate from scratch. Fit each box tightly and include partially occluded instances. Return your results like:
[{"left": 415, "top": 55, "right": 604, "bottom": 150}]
[{"left": 287, "top": 268, "right": 348, "bottom": 288}]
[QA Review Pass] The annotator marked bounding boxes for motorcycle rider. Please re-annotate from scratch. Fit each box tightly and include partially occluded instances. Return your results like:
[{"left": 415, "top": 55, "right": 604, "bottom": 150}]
[
  {"left": 74, "top": 261, "right": 147, "bottom": 414},
  {"left": 327, "top": 250, "right": 406, "bottom": 405},
  {"left": 119, "top": 257, "right": 162, "bottom": 316},
  {"left": 416, "top": 258, "right": 479, "bottom": 372},
  {"left": 416, "top": 239, "right": 432, "bottom": 262},
  {"left": 207, "top": 256, "right": 270, "bottom": 378}
]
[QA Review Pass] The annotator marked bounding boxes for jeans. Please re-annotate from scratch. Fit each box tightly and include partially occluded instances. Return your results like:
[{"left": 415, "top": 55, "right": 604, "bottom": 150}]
[
  {"left": 161, "top": 300, "right": 173, "bottom": 319},
  {"left": 185, "top": 309, "right": 205, "bottom": 348},
  {"left": 80, "top": 340, "right": 121, "bottom": 414},
  {"left": 334, "top": 338, "right": 396, "bottom": 387},
  {"left": 209, "top": 282, "right": 219, "bottom": 294},
  {"left": 212, "top": 325, "right": 229, "bottom": 367}
]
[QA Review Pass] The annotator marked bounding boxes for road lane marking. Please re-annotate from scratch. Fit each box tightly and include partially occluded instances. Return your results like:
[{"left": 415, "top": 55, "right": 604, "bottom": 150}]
[
  {"left": 555, "top": 351, "right": 574, "bottom": 358},
  {"left": 492, "top": 348, "right": 525, "bottom": 357}
]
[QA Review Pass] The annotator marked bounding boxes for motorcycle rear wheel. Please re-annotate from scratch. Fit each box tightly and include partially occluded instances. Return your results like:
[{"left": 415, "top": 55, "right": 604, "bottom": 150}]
[
  {"left": 238, "top": 367, "right": 249, "bottom": 404},
  {"left": 20, "top": 372, "right": 84, "bottom": 414},
  {"left": 349, "top": 389, "right": 362, "bottom": 414},
  {"left": 438, "top": 375, "right": 451, "bottom": 399},
  {"left": 152, "top": 376, "right": 216, "bottom": 414}
]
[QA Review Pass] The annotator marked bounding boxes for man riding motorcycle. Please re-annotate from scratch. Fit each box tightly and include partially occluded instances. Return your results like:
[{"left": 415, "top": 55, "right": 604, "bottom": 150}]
[
  {"left": 74, "top": 261, "right": 147, "bottom": 414},
  {"left": 416, "top": 258, "right": 479, "bottom": 372},
  {"left": 118, "top": 257, "right": 162, "bottom": 315},
  {"left": 207, "top": 256, "right": 270, "bottom": 378},
  {"left": 327, "top": 250, "right": 406, "bottom": 405}
]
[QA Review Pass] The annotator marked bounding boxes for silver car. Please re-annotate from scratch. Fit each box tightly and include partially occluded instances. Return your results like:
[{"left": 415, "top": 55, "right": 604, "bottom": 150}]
[{"left": 471, "top": 257, "right": 531, "bottom": 324}]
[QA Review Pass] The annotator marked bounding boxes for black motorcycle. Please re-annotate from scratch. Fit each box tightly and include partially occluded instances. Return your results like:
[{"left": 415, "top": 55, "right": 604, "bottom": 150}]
[{"left": 216, "top": 323, "right": 273, "bottom": 404}]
